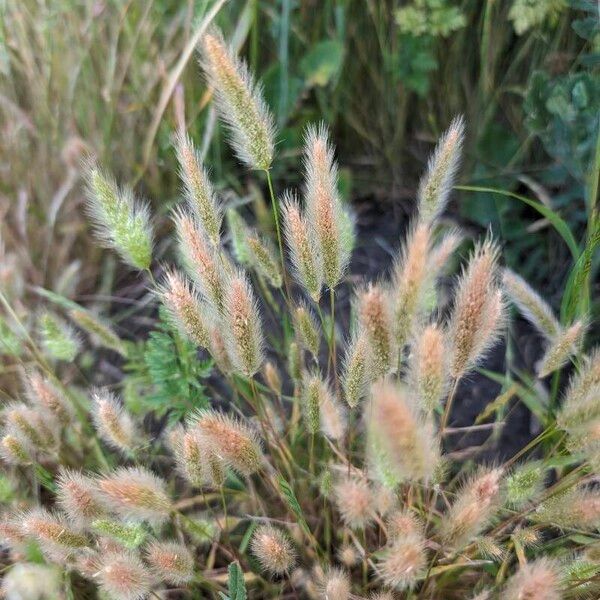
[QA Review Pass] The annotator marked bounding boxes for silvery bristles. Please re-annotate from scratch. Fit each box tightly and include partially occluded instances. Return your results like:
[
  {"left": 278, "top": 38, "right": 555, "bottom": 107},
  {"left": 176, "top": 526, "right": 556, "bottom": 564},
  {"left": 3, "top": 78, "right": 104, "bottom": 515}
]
[
  {"left": 440, "top": 468, "right": 503, "bottom": 549},
  {"left": 38, "top": 311, "right": 81, "bottom": 362},
  {"left": 376, "top": 533, "right": 427, "bottom": 591},
  {"left": 368, "top": 381, "right": 440, "bottom": 484},
  {"left": 502, "top": 558, "right": 562, "bottom": 600},
  {"left": 226, "top": 207, "right": 253, "bottom": 265},
  {"left": 0, "top": 433, "right": 31, "bottom": 465},
  {"left": 537, "top": 318, "right": 586, "bottom": 378},
  {"left": 333, "top": 476, "right": 375, "bottom": 529},
  {"left": 319, "top": 383, "right": 347, "bottom": 441},
  {"left": 24, "top": 371, "right": 72, "bottom": 426},
  {"left": 293, "top": 303, "right": 321, "bottom": 358},
  {"left": 173, "top": 208, "right": 229, "bottom": 312},
  {"left": 246, "top": 232, "right": 283, "bottom": 288},
  {"left": 282, "top": 190, "right": 323, "bottom": 301},
  {"left": 303, "top": 123, "right": 354, "bottom": 290},
  {"left": 192, "top": 409, "right": 263, "bottom": 475},
  {"left": 320, "top": 568, "right": 351, "bottom": 600},
  {"left": 341, "top": 334, "right": 369, "bottom": 408},
  {"left": 251, "top": 525, "right": 296, "bottom": 575},
  {"left": 357, "top": 283, "right": 396, "bottom": 378},
  {"left": 145, "top": 540, "right": 195, "bottom": 585},
  {"left": 301, "top": 372, "right": 323, "bottom": 435},
  {"left": 408, "top": 323, "right": 449, "bottom": 413},
  {"left": 97, "top": 467, "right": 172, "bottom": 522},
  {"left": 91, "top": 389, "right": 138, "bottom": 454},
  {"left": 86, "top": 165, "right": 153, "bottom": 271},
  {"left": 97, "top": 551, "right": 154, "bottom": 600},
  {"left": 3, "top": 402, "right": 58, "bottom": 455},
  {"left": 223, "top": 270, "right": 265, "bottom": 377},
  {"left": 417, "top": 115, "right": 465, "bottom": 224},
  {"left": 175, "top": 131, "right": 222, "bottom": 246},
  {"left": 56, "top": 469, "right": 105, "bottom": 526},
  {"left": 200, "top": 28, "right": 275, "bottom": 171},
  {"left": 158, "top": 269, "right": 210, "bottom": 348},
  {"left": 448, "top": 238, "right": 505, "bottom": 379},
  {"left": 391, "top": 222, "right": 432, "bottom": 349},
  {"left": 502, "top": 268, "right": 561, "bottom": 339},
  {"left": 535, "top": 486, "right": 600, "bottom": 530}
]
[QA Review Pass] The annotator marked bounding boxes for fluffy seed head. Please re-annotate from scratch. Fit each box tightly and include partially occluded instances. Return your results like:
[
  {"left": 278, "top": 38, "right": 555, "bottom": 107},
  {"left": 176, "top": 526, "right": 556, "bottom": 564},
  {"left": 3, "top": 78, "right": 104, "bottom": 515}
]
[
  {"left": 302, "top": 373, "right": 322, "bottom": 435},
  {"left": 175, "top": 131, "right": 221, "bottom": 245},
  {"left": 146, "top": 540, "right": 194, "bottom": 585},
  {"left": 392, "top": 222, "right": 432, "bottom": 348},
  {"left": 85, "top": 166, "right": 153, "bottom": 270},
  {"left": 91, "top": 389, "right": 137, "bottom": 453},
  {"left": 56, "top": 470, "right": 105, "bottom": 525},
  {"left": 22, "top": 508, "right": 88, "bottom": 554},
  {"left": 209, "top": 327, "right": 233, "bottom": 373},
  {"left": 321, "top": 568, "right": 351, "bottom": 600},
  {"left": 25, "top": 372, "right": 72, "bottom": 425},
  {"left": 386, "top": 509, "right": 424, "bottom": 540},
  {"left": 449, "top": 238, "right": 505, "bottom": 379},
  {"left": 247, "top": 233, "right": 282, "bottom": 288},
  {"left": 97, "top": 551, "right": 153, "bottom": 600},
  {"left": 333, "top": 477, "right": 375, "bottom": 529},
  {"left": 409, "top": 323, "right": 449, "bottom": 413},
  {"left": 376, "top": 534, "right": 427, "bottom": 590},
  {"left": 38, "top": 312, "right": 81, "bottom": 362},
  {"left": 505, "top": 461, "right": 545, "bottom": 509},
  {"left": 201, "top": 29, "right": 274, "bottom": 170},
  {"left": 303, "top": 124, "right": 353, "bottom": 290},
  {"left": 342, "top": 334, "right": 369, "bottom": 408},
  {"left": 1, "top": 433, "right": 32, "bottom": 465},
  {"left": 294, "top": 303, "right": 321, "bottom": 358},
  {"left": 417, "top": 115, "right": 465, "bottom": 223},
  {"left": 429, "top": 229, "right": 463, "bottom": 274},
  {"left": 193, "top": 409, "right": 263, "bottom": 475},
  {"left": 174, "top": 209, "right": 227, "bottom": 311},
  {"left": 358, "top": 284, "right": 396, "bottom": 378},
  {"left": 502, "top": 268, "right": 560, "bottom": 339},
  {"left": 3, "top": 403, "right": 58, "bottom": 453},
  {"left": 338, "top": 544, "right": 360, "bottom": 567},
  {"left": 98, "top": 467, "right": 172, "bottom": 522},
  {"left": 251, "top": 525, "right": 296, "bottom": 575},
  {"left": 537, "top": 319, "right": 586, "bottom": 378},
  {"left": 223, "top": 272, "right": 264, "bottom": 377},
  {"left": 320, "top": 387, "right": 347, "bottom": 441},
  {"left": 159, "top": 270, "right": 210, "bottom": 348},
  {"left": 168, "top": 425, "right": 224, "bottom": 487},
  {"left": 0, "top": 513, "right": 27, "bottom": 549},
  {"left": 368, "top": 381, "right": 439, "bottom": 483},
  {"left": 503, "top": 558, "right": 561, "bottom": 600},
  {"left": 282, "top": 191, "right": 323, "bottom": 301},
  {"left": 535, "top": 486, "right": 600, "bottom": 530},
  {"left": 440, "top": 468, "right": 503, "bottom": 548}
]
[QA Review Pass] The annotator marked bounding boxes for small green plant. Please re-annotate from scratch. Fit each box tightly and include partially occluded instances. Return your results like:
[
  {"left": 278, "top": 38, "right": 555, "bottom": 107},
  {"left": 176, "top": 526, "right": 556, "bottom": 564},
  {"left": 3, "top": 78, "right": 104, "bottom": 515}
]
[{"left": 0, "top": 23, "right": 599, "bottom": 600}]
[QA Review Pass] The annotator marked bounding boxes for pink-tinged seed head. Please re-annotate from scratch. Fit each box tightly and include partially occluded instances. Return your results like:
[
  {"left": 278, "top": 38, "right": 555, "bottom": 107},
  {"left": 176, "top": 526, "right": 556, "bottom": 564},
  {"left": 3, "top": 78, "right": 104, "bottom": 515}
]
[
  {"left": 376, "top": 534, "right": 427, "bottom": 591},
  {"left": 97, "top": 551, "right": 154, "bottom": 600},
  {"left": 56, "top": 469, "right": 105, "bottom": 525},
  {"left": 145, "top": 540, "right": 194, "bottom": 585},
  {"left": 98, "top": 467, "right": 172, "bottom": 523},
  {"left": 251, "top": 525, "right": 296, "bottom": 575},
  {"left": 91, "top": 389, "right": 137, "bottom": 453},
  {"left": 503, "top": 558, "right": 561, "bottom": 600},
  {"left": 333, "top": 477, "right": 375, "bottom": 529}
]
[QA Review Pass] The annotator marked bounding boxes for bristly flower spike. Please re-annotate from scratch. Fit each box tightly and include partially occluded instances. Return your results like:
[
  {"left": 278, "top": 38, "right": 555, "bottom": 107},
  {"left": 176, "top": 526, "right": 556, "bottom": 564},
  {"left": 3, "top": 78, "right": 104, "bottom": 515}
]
[
  {"left": 1, "top": 433, "right": 32, "bottom": 465},
  {"left": 158, "top": 270, "right": 210, "bottom": 348},
  {"left": 69, "top": 307, "right": 127, "bottom": 356},
  {"left": 98, "top": 467, "right": 172, "bottom": 523},
  {"left": 358, "top": 283, "right": 396, "bottom": 378},
  {"left": 91, "top": 389, "right": 137, "bottom": 454},
  {"left": 376, "top": 534, "right": 427, "bottom": 591},
  {"left": 193, "top": 409, "right": 263, "bottom": 475},
  {"left": 502, "top": 268, "right": 561, "bottom": 339},
  {"left": 223, "top": 271, "right": 264, "bottom": 377},
  {"left": 145, "top": 540, "right": 195, "bottom": 585},
  {"left": 417, "top": 115, "right": 465, "bottom": 224},
  {"left": 3, "top": 402, "right": 58, "bottom": 453},
  {"left": 333, "top": 477, "right": 375, "bottom": 529},
  {"left": 201, "top": 29, "right": 275, "bottom": 170},
  {"left": 21, "top": 508, "right": 89, "bottom": 555},
  {"left": 342, "top": 334, "right": 369, "bottom": 408},
  {"left": 537, "top": 319, "right": 586, "bottom": 378},
  {"left": 282, "top": 190, "right": 323, "bottom": 301},
  {"left": 25, "top": 371, "right": 72, "bottom": 426},
  {"left": 173, "top": 208, "right": 228, "bottom": 312},
  {"left": 56, "top": 469, "right": 105, "bottom": 526},
  {"left": 97, "top": 551, "right": 154, "bottom": 600},
  {"left": 246, "top": 232, "right": 282, "bottom": 288},
  {"left": 38, "top": 312, "right": 81, "bottom": 362},
  {"left": 251, "top": 525, "right": 296, "bottom": 575},
  {"left": 175, "top": 130, "right": 221, "bottom": 245},
  {"left": 294, "top": 303, "right": 321, "bottom": 359},
  {"left": 503, "top": 558, "right": 561, "bottom": 600},
  {"left": 85, "top": 165, "right": 153, "bottom": 271},
  {"left": 409, "top": 323, "right": 449, "bottom": 413},
  {"left": 303, "top": 123, "right": 354, "bottom": 290},
  {"left": 449, "top": 238, "right": 505, "bottom": 379},
  {"left": 320, "top": 568, "right": 351, "bottom": 600}
]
